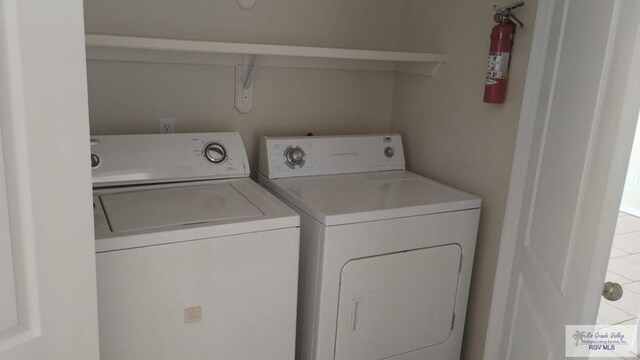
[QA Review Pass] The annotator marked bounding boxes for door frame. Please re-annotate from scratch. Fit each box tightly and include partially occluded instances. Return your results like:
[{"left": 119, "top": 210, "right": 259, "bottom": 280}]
[{"left": 484, "top": 0, "right": 640, "bottom": 358}]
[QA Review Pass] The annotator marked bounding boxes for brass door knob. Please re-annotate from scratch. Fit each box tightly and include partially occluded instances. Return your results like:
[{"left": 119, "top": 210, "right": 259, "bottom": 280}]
[{"left": 602, "top": 282, "right": 623, "bottom": 301}]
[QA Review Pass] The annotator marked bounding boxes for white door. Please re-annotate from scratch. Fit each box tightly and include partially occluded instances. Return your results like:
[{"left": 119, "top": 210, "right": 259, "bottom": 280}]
[
  {"left": 0, "top": 0, "right": 100, "bottom": 359},
  {"left": 485, "top": 0, "right": 640, "bottom": 358},
  {"left": 334, "top": 245, "right": 461, "bottom": 360}
]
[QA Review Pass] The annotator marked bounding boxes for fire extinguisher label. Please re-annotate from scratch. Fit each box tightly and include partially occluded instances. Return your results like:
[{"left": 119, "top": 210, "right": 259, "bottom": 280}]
[{"left": 486, "top": 51, "right": 510, "bottom": 83}]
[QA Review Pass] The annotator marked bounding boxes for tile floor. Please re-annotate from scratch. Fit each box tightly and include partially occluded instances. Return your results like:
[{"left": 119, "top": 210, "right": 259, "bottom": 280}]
[{"left": 595, "top": 212, "right": 640, "bottom": 358}]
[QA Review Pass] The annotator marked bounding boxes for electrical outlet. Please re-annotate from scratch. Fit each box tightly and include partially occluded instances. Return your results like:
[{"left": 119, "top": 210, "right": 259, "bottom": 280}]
[{"left": 158, "top": 118, "right": 175, "bottom": 133}]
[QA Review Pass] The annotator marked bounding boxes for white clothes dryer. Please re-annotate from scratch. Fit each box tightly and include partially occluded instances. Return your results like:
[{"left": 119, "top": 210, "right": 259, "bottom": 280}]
[
  {"left": 258, "top": 134, "right": 481, "bottom": 360},
  {"left": 92, "top": 133, "right": 299, "bottom": 360}
]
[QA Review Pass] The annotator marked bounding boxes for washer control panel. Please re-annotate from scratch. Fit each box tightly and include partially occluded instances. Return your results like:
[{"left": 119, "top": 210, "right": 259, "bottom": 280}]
[
  {"left": 91, "top": 133, "right": 250, "bottom": 187},
  {"left": 259, "top": 134, "right": 405, "bottom": 179}
]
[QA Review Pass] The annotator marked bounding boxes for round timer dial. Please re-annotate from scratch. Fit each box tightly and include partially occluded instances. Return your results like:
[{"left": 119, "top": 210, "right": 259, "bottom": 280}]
[
  {"left": 91, "top": 153, "right": 101, "bottom": 169},
  {"left": 204, "top": 143, "right": 227, "bottom": 164},
  {"left": 384, "top": 146, "right": 395, "bottom": 158},
  {"left": 285, "top": 146, "right": 305, "bottom": 167}
]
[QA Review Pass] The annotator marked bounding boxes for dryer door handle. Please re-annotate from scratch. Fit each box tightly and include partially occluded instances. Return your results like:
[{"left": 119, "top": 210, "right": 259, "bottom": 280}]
[{"left": 348, "top": 299, "right": 363, "bottom": 332}]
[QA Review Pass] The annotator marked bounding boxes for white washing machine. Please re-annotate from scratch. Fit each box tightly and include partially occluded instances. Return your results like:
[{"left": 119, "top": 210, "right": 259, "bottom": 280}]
[
  {"left": 258, "top": 134, "right": 481, "bottom": 360},
  {"left": 91, "top": 133, "right": 300, "bottom": 360}
]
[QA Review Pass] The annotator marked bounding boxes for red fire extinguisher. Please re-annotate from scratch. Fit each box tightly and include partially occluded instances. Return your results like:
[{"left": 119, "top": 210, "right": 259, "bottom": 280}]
[{"left": 484, "top": 1, "right": 525, "bottom": 104}]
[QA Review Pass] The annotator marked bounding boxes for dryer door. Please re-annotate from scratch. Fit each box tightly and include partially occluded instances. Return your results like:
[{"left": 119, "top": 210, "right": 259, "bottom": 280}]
[{"left": 334, "top": 244, "right": 461, "bottom": 360}]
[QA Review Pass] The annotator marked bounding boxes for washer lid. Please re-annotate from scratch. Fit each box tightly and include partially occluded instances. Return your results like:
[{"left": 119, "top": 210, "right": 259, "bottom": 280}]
[
  {"left": 93, "top": 179, "right": 300, "bottom": 252},
  {"left": 100, "top": 183, "right": 263, "bottom": 233},
  {"left": 260, "top": 170, "right": 481, "bottom": 226}
]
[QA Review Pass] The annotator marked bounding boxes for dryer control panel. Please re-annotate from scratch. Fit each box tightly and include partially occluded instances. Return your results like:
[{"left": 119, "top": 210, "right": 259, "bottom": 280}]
[
  {"left": 91, "top": 133, "right": 250, "bottom": 187},
  {"left": 259, "top": 134, "right": 406, "bottom": 179}
]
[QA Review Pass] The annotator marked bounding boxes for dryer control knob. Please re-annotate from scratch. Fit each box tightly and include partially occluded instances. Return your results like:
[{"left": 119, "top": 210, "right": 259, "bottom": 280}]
[
  {"left": 204, "top": 143, "right": 227, "bottom": 164},
  {"left": 285, "top": 146, "right": 305, "bottom": 168},
  {"left": 384, "top": 146, "right": 395, "bottom": 158}
]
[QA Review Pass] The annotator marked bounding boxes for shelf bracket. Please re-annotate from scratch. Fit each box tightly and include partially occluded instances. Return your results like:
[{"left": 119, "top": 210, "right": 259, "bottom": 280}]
[{"left": 235, "top": 54, "right": 262, "bottom": 113}]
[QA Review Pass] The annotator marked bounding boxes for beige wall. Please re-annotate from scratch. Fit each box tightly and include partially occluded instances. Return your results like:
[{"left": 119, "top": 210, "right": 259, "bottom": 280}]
[
  {"left": 84, "top": 0, "right": 402, "bottom": 50},
  {"left": 389, "top": 1, "right": 537, "bottom": 358},
  {"left": 87, "top": 62, "right": 395, "bottom": 174},
  {"left": 84, "top": 0, "right": 402, "bottom": 174}
]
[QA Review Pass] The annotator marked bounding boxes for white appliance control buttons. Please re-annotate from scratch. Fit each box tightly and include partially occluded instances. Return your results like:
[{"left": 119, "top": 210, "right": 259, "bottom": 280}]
[
  {"left": 384, "top": 146, "right": 395, "bottom": 158},
  {"left": 284, "top": 146, "right": 305, "bottom": 168},
  {"left": 204, "top": 142, "right": 227, "bottom": 164}
]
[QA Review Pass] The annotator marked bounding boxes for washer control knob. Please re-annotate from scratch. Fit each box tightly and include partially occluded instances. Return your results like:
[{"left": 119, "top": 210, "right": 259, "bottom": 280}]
[
  {"left": 285, "top": 146, "right": 305, "bottom": 167},
  {"left": 91, "top": 153, "right": 101, "bottom": 169},
  {"left": 384, "top": 146, "right": 395, "bottom": 158},
  {"left": 204, "top": 143, "right": 227, "bottom": 164}
]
